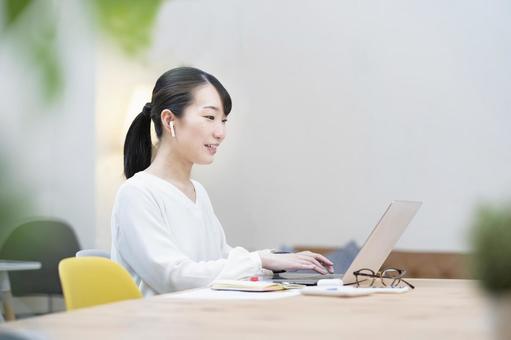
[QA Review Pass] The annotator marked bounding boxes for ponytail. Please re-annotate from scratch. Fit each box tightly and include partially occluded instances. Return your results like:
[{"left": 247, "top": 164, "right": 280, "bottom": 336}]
[{"left": 123, "top": 103, "right": 152, "bottom": 179}]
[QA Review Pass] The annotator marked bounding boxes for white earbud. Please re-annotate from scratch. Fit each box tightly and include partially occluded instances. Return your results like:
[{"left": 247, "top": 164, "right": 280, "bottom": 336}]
[{"left": 169, "top": 121, "right": 176, "bottom": 138}]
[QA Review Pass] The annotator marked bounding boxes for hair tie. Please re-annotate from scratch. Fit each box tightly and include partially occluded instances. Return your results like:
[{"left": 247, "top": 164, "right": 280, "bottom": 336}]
[{"left": 142, "top": 102, "right": 152, "bottom": 117}]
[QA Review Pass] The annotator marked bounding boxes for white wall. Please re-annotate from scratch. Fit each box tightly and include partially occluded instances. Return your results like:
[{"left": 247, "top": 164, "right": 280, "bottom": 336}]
[
  {"left": 96, "top": 0, "right": 511, "bottom": 253},
  {"left": 0, "top": 0, "right": 96, "bottom": 249},
  {"left": 94, "top": 43, "right": 166, "bottom": 250}
]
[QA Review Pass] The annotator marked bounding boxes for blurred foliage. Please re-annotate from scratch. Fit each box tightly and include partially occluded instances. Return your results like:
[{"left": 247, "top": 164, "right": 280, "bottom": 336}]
[
  {"left": 1, "top": 0, "right": 62, "bottom": 103},
  {"left": 2, "top": 0, "right": 31, "bottom": 29},
  {"left": 31, "top": 21, "right": 61, "bottom": 102},
  {"left": 471, "top": 202, "right": 511, "bottom": 295},
  {"left": 0, "top": 0, "right": 164, "bottom": 248},
  {"left": 0, "top": 157, "right": 32, "bottom": 249},
  {"left": 0, "top": 0, "right": 164, "bottom": 103},
  {"left": 90, "top": 0, "right": 163, "bottom": 56}
]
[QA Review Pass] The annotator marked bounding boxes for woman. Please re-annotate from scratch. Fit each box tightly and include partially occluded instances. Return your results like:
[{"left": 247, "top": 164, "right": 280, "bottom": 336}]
[{"left": 111, "top": 67, "right": 333, "bottom": 296}]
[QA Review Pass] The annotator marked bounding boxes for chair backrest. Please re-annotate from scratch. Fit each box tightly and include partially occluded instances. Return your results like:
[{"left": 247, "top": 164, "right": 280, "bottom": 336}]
[
  {"left": 58, "top": 257, "right": 142, "bottom": 310},
  {"left": 0, "top": 219, "right": 81, "bottom": 295},
  {"left": 76, "top": 249, "right": 110, "bottom": 258}
]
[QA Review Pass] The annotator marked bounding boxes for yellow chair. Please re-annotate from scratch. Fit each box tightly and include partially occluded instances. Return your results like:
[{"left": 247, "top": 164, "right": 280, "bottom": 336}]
[{"left": 58, "top": 257, "right": 142, "bottom": 310}]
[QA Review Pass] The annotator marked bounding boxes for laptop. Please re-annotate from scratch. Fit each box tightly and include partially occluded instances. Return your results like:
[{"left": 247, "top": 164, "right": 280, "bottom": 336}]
[{"left": 272, "top": 200, "right": 422, "bottom": 285}]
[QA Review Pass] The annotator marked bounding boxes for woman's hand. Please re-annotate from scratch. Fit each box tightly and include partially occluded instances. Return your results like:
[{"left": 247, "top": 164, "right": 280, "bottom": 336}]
[{"left": 258, "top": 251, "right": 334, "bottom": 275}]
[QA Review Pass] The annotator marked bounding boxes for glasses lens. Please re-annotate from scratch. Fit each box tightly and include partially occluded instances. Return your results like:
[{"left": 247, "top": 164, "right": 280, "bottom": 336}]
[
  {"left": 355, "top": 269, "right": 375, "bottom": 288},
  {"left": 382, "top": 269, "right": 403, "bottom": 287}
]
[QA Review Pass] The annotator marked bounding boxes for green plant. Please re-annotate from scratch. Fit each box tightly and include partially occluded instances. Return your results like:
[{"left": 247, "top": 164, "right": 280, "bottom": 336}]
[{"left": 471, "top": 202, "right": 511, "bottom": 295}]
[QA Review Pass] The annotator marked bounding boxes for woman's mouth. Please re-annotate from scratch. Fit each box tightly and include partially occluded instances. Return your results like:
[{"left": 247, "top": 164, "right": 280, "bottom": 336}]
[{"left": 204, "top": 144, "right": 218, "bottom": 155}]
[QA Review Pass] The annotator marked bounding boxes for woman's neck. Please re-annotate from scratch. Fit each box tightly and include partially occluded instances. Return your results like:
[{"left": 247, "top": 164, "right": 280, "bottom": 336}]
[{"left": 145, "top": 141, "right": 193, "bottom": 186}]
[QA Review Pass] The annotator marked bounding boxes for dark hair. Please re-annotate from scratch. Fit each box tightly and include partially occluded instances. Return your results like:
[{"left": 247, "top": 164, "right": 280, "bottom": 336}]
[{"left": 123, "top": 67, "right": 232, "bottom": 179}]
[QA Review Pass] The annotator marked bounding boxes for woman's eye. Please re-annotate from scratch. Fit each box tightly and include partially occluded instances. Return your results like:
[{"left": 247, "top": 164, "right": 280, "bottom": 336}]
[
  {"left": 222, "top": 120, "right": 228, "bottom": 124},
  {"left": 205, "top": 115, "right": 215, "bottom": 120}
]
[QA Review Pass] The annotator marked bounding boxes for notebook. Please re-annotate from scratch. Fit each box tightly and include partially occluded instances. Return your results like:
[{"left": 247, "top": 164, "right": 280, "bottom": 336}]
[{"left": 210, "top": 280, "right": 303, "bottom": 292}]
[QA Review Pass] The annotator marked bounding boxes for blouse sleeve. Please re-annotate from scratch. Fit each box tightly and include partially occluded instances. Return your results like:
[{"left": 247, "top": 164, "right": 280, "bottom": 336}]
[{"left": 114, "top": 184, "right": 262, "bottom": 293}]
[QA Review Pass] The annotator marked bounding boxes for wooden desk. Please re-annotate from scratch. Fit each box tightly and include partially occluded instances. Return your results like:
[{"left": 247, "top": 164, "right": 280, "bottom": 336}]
[{"left": 0, "top": 279, "right": 491, "bottom": 339}]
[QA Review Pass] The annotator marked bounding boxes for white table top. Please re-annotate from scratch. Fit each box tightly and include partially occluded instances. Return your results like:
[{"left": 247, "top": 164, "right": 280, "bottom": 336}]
[{"left": 0, "top": 260, "right": 41, "bottom": 271}]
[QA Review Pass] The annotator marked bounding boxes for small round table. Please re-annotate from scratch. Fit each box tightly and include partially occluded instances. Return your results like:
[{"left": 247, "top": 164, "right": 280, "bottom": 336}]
[{"left": 0, "top": 260, "right": 42, "bottom": 322}]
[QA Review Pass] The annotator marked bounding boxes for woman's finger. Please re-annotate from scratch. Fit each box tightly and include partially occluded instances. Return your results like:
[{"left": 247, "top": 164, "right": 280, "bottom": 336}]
[
  {"left": 298, "top": 258, "right": 328, "bottom": 274},
  {"left": 298, "top": 251, "right": 333, "bottom": 266},
  {"left": 298, "top": 254, "right": 333, "bottom": 273},
  {"left": 309, "top": 252, "right": 334, "bottom": 266},
  {"left": 297, "top": 254, "right": 326, "bottom": 272},
  {"left": 315, "top": 254, "right": 334, "bottom": 273},
  {"left": 311, "top": 263, "right": 328, "bottom": 274},
  {"left": 297, "top": 262, "right": 315, "bottom": 270},
  {"left": 303, "top": 253, "right": 335, "bottom": 273}
]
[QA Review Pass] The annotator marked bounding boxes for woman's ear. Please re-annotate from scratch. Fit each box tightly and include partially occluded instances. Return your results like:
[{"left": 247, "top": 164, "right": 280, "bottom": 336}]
[
  {"left": 161, "top": 109, "right": 174, "bottom": 127},
  {"left": 161, "top": 109, "right": 177, "bottom": 138}
]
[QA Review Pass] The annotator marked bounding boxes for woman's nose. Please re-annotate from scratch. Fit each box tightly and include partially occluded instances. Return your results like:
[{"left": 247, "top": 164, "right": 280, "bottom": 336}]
[{"left": 213, "top": 124, "right": 226, "bottom": 140}]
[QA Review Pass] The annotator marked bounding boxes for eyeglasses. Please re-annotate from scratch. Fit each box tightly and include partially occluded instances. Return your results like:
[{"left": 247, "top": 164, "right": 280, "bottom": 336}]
[{"left": 353, "top": 268, "right": 415, "bottom": 289}]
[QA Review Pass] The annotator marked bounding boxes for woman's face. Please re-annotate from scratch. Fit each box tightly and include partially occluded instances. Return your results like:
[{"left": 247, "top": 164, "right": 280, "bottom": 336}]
[{"left": 172, "top": 84, "right": 228, "bottom": 165}]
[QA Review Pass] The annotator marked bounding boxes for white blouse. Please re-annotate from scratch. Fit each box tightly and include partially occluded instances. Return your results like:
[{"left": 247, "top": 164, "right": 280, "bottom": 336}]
[{"left": 110, "top": 171, "right": 264, "bottom": 296}]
